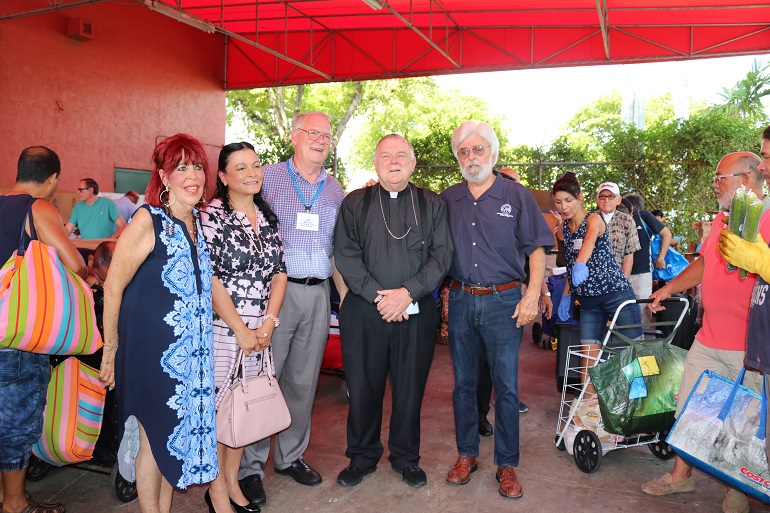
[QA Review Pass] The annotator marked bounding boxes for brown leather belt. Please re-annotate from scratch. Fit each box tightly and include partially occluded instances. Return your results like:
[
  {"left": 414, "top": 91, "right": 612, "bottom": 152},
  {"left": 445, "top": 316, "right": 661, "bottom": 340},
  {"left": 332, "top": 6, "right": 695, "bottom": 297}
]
[{"left": 449, "top": 279, "right": 521, "bottom": 295}]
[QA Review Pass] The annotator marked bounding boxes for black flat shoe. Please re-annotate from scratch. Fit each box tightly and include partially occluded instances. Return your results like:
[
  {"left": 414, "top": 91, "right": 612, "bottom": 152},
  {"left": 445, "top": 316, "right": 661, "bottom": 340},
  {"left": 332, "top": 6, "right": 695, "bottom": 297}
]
[
  {"left": 275, "top": 457, "right": 322, "bottom": 486},
  {"left": 478, "top": 416, "right": 494, "bottom": 437},
  {"left": 394, "top": 464, "right": 427, "bottom": 488},
  {"left": 239, "top": 474, "right": 266, "bottom": 506},
  {"left": 337, "top": 465, "right": 376, "bottom": 487}
]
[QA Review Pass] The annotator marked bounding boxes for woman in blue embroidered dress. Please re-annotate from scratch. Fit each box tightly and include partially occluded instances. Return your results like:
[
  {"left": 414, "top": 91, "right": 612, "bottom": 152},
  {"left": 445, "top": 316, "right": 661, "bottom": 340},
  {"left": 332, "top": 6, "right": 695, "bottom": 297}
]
[
  {"left": 100, "top": 134, "right": 218, "bottom": 513},
  {"left": 200, "top": 142, "right": 287, "bottom": 513},
  {"left": 552, "top": 172, "right": 642, "bottom": 368}
]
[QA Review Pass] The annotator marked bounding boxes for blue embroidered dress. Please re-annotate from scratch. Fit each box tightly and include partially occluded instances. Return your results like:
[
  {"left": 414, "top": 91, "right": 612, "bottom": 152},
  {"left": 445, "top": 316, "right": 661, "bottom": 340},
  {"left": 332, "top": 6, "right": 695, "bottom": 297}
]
[{"left": 115, "top": 205, "right": 218, "bottom": 489}]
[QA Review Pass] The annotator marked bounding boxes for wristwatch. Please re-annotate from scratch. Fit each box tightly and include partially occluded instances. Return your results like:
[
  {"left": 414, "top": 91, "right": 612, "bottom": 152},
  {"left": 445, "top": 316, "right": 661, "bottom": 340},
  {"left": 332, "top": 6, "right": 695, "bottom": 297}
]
[{"left": 542, "top": 291, "right": 552, "bottom": 297}]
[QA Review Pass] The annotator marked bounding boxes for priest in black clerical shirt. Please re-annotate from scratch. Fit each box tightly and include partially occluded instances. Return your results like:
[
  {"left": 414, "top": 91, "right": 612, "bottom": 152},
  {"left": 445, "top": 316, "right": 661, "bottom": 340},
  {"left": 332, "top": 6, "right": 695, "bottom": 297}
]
[{"left": 333, "top": 134, "right": 453, "bottom": 489}]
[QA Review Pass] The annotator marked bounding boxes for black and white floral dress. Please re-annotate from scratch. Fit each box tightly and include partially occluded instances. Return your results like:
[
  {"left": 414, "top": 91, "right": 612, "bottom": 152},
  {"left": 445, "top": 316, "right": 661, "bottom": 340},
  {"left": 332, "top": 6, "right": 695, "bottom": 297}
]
[{"left": 201, "top": 198, "right": 286, "bottom": 387}]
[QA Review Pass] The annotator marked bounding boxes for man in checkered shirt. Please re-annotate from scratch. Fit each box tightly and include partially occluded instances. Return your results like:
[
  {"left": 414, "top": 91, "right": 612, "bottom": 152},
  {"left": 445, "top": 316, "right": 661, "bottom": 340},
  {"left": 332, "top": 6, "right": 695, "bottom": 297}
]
[
  {"left": 239, "top": 111, "right": 348, "bottom": 504},
  {"left": 595, "top": 182, "right": 640, "bottom": 278}
]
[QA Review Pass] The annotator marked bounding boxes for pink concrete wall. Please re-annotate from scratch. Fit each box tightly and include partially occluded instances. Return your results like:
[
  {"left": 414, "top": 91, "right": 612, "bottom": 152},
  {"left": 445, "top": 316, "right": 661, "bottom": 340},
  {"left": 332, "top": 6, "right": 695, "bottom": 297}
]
[{"left": 0, "top": 1, "right": 226, "bottom": 197}]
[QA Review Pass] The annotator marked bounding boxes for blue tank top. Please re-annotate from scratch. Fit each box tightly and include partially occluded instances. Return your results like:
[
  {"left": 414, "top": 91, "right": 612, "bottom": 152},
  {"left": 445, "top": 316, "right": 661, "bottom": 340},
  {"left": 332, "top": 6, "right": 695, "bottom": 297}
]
[
  {"left": 563, "top": 213, "right": 631, "bottom": 298},
  {"left": 0, "top": 194, "right": 36, "bottom": 264}
]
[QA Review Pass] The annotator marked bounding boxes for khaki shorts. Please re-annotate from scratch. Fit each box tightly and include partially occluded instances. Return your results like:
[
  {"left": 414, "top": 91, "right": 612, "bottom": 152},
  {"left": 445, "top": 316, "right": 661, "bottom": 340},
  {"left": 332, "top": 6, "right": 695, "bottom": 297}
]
[{"left": 675, "top": 338, "right": 762, "bottom": 417}]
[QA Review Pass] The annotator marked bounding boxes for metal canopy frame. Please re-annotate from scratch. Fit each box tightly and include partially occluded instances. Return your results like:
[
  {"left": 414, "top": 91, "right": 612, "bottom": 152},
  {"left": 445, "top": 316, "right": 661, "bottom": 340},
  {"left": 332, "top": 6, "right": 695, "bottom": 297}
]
[{"left": 4, "top": 1, "right": 770, "bottom": 89}]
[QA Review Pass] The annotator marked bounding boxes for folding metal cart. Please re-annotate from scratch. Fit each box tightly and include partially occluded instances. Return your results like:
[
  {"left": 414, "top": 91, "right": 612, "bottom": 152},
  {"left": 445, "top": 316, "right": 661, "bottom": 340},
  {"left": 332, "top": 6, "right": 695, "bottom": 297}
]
[{"left": 554, "top": 297, "right": 689, "bottom": 473}]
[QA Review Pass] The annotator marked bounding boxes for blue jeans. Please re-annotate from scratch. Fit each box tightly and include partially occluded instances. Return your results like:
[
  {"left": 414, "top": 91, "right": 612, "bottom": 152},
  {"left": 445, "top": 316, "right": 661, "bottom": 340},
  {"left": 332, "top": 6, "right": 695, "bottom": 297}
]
[
  {"left": 0, "top": 349, "right": 49, "bottom": 471},
  {"left": 448, "top": 285, "right": 522, "bottom": 467},
  {"left": 578, "top": 288, "right": 642, "bottom": 344}
]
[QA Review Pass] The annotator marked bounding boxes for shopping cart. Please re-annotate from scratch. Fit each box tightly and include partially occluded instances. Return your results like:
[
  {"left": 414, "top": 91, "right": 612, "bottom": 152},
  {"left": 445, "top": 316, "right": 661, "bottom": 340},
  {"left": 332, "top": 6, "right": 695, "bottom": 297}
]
[{"left": 554, "top": 297, "right": 689, "bottom": 473}]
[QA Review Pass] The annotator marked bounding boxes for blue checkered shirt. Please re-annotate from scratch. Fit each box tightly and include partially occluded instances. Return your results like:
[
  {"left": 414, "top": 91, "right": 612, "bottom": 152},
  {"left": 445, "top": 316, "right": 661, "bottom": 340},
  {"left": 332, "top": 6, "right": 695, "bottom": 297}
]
[{"left": 261, "top": 158, "right": 345, "bottom": 279}]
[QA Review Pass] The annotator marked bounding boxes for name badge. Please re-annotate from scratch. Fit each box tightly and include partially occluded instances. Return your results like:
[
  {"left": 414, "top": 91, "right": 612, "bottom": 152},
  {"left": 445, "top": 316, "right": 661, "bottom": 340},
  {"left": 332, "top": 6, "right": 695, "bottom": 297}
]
[
  {"left": 573, "top": 238, "right": 583, "bottom": 250},
  {"left": 405, "top": 301, "right": 420, "bottom": 315},
  {"left": 296, "top": 212, "right": 319, "bottom": 231}
]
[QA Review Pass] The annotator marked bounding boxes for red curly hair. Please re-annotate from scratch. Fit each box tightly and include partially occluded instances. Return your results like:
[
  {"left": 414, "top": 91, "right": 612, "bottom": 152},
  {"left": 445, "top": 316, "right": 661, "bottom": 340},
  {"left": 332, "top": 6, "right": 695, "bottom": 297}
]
[{"left": 145, "top": 134, "right": 209, "bottom": 208}]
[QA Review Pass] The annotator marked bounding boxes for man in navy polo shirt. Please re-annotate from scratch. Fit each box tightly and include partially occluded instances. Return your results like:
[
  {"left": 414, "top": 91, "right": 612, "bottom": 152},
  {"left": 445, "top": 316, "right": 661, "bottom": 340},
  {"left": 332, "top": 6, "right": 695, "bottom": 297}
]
[{"left": 441, "top": 121, "right": 554, "bottom": 499}]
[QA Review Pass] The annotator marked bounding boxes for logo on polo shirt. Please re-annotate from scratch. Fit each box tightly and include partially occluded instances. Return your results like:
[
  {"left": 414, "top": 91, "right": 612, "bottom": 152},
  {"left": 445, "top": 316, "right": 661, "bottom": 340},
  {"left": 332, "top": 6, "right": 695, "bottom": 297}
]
[{"left": 497, "top": 203, "right": 514, "bottom": 218}]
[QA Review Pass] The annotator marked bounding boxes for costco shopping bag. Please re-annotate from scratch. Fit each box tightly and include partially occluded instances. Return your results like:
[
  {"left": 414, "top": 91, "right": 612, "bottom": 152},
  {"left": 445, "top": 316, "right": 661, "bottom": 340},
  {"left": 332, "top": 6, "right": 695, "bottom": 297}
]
[
  {"left": 588, "top": 341, "right": 687, "bottom": 435},
  {"left": 667, "top": 369, "right": 770, "bottom": 503}
]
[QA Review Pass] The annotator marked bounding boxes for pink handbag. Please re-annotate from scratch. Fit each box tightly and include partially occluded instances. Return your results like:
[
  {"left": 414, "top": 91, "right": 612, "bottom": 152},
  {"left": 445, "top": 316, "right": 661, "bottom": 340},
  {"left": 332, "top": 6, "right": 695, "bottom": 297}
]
[{"left": 215, "top": 349, "right": 291, "bottom": 448}]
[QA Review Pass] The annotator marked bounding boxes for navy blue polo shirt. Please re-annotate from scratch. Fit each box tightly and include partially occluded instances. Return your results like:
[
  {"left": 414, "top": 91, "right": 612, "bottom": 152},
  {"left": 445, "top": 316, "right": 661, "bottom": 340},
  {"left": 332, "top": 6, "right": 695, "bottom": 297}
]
[{"left": 440, "top": 175, "right": 554, "bottom": 286}]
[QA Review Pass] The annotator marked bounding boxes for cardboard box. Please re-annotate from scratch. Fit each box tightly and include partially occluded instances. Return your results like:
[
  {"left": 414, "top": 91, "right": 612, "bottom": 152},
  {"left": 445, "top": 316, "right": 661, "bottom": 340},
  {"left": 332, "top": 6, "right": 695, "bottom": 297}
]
[
  {"left": 691, "top": 220, "right": 713, "bottom": 245},
  {"left": 528, "top": 188, "right": 556, "bottom": 211}
]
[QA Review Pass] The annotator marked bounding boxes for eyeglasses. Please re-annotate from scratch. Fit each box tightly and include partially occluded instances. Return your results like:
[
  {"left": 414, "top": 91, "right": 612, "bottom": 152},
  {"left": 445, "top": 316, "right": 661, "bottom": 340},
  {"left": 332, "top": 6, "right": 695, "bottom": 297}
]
[
  {"left": 597, "top": 194, "right": 616, "bottom": 201},
  {"left": 457, "top": 145, "right": 490, "bottom": 159},
  {"left": 712, "top": 172, "right": 747, "bottom": 184},
  {"left": 77, "top": 187, "right": 91, "bottom": 192},
  {"left": 296, "top": 128, "right": 333, "bottom": 144}
]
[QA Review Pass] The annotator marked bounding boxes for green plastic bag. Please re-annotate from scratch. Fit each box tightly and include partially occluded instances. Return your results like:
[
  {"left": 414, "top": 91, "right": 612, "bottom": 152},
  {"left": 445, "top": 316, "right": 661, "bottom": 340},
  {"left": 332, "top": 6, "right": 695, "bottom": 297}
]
[{"left": 588, "top": 341, "right": 687, "bottom": 435}]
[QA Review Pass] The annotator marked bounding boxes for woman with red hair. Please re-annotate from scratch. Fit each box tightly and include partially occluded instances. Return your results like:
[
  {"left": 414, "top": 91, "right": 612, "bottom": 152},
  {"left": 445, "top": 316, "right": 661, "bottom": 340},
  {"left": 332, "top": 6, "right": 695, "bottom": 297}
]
[{"left": 100, "top": 134, "right": 218, "bottom": 513}]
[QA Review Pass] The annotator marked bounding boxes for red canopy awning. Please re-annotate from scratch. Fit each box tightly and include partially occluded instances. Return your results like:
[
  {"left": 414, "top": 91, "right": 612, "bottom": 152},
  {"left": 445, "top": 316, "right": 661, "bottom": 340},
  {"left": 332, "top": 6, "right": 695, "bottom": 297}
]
[{"left": 9, "top": 1, "right": 770, "bottom": 89}]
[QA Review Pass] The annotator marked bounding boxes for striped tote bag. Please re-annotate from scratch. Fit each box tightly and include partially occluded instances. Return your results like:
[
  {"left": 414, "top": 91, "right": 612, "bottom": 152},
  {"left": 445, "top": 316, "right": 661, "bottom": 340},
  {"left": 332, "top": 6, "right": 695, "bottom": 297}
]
[
  {"left": 32, "top": 357, "right": 107, "bottom": 465},
  {"left": 0, "top": 210, "right": 101, "bottom": 355}
]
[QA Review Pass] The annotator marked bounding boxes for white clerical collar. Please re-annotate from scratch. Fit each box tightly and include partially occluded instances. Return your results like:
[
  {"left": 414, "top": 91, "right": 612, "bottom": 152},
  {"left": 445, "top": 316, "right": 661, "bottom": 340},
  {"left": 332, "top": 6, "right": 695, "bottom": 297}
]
[{"left": 390, "top": 191, "right": 398, "bottom": 199}]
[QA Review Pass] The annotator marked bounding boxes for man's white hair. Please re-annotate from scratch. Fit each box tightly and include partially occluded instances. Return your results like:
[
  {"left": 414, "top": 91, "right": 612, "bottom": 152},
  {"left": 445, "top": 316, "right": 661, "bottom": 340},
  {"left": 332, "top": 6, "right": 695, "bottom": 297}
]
[{"left": 451, "top": 121, "right": 500, "bottom": 164}]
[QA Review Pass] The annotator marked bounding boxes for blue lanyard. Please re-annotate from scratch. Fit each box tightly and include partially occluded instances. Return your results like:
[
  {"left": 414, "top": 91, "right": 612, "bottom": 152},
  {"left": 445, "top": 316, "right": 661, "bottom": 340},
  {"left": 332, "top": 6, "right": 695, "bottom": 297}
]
[{"left": 287, "top": 159, "right": 325, "bottom": 213}]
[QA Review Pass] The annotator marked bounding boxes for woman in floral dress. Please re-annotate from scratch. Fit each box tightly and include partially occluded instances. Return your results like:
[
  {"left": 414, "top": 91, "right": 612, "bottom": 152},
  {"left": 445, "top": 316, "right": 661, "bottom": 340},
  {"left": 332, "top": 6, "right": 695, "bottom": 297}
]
[{"left": 201, "top": 141, "right": 287, "bottom": 513}]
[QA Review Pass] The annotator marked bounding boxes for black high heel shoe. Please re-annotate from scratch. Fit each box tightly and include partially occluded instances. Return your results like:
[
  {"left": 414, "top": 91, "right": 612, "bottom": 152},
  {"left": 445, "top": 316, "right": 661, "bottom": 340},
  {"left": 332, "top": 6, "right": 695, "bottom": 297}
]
[
  {"left": 229, "top": 497, "right": 261, "bottom": 513},
  {"left": 204, "top": 489, "right": 215, "bottom": 513},
  {"left": 205, "top": 487, "right": 261, "bottom": 513}
]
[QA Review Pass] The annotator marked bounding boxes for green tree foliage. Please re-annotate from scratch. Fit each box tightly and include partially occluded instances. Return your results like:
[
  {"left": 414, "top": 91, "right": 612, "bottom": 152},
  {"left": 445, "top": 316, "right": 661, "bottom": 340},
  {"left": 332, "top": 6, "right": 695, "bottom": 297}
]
[
  {"left": 558, "top": 95, "right": 762, "bottom": 242},
  {"left": 710, "top": 59, "right": 770, "bottom": 123}
]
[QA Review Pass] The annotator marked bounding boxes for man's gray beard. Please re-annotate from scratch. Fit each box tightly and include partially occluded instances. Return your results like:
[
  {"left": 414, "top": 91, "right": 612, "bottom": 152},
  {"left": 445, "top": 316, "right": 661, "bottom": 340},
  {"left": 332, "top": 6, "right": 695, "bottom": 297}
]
[
  {"left": 718, "top": 194, "right": 733, "bottom": 211},
  {"left": 461, "top": 160, "right": 493, "bottom": 183}
]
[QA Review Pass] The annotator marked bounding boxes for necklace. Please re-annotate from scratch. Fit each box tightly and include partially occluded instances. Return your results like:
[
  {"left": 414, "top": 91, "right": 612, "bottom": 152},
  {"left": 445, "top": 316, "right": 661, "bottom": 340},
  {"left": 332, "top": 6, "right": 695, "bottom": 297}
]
[
  {"left": 187, "top": 217, "right": 198, "bottom": 242},
  {"left": 234, "top": 203, "right": 263, "bottom": 254},
  {"left": 378, "top": 185, "right": 419, "bottom": 240},
  {"left": 163, "top": 203, "right": 197, "bottom": 243}
]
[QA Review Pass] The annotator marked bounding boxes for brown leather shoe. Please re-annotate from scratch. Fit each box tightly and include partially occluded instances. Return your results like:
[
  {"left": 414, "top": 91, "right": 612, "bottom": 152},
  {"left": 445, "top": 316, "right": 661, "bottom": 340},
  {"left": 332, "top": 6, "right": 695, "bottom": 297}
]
[
  {"left": 446, "top": 456, "right": 477, "bottom": 484},
  {"left": 496, "top": 466, "right": 523, "bottom": 498}
]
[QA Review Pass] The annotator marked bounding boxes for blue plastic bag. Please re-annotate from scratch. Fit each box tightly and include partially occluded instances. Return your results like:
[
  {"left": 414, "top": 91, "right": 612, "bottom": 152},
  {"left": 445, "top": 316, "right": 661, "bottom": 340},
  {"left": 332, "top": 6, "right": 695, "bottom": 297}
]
[{"left": 650, "top": 235, "right": 689, "bottom": 282}]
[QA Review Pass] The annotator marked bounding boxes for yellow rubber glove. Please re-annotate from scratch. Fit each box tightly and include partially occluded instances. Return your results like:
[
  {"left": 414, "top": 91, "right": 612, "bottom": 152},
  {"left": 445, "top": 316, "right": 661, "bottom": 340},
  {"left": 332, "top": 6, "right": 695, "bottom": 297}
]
[{"left": 718, "top": 228, "right": 770, "bottom": 282}]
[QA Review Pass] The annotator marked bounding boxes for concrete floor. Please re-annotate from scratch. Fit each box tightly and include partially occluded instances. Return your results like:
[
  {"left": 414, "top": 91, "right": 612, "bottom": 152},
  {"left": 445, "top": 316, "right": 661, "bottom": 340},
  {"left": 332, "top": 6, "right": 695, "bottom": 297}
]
[{"left": 17, "top": 324, "right": 770, "bottom": 513}]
